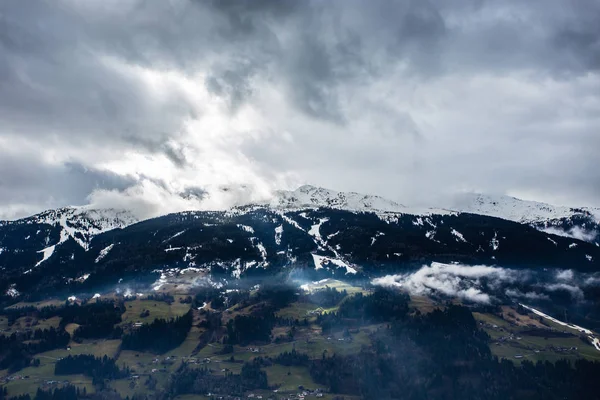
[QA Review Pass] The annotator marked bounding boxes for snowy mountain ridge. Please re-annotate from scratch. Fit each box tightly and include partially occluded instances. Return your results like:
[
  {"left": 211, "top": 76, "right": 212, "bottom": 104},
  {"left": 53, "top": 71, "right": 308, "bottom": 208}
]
[
  {"left": 265, "top": 185, "right": 452, "bottom": 216},
  {"left": 0, "top": 206, "right": 138, "bottom": 250},
  {"left": 267, "top": 185, "right": 406, "bottom": 212},
  {"left": 450, "top": 193, "right": 600, "bottom": 224},
  {"left": 449, "top": 193, "right": 600, "bottom": 243},
  {"left": 262, "top": 186, "right": 600, "bottom": 243},
  {"left": 2, "top": 186, "right": 599, "bottom": 254}
]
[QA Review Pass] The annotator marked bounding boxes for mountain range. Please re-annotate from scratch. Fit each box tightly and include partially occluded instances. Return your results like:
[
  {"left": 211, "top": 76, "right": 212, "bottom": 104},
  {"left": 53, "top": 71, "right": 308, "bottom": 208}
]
[{"left": 1, "top": 185, "right": 599, "bottom": 300}]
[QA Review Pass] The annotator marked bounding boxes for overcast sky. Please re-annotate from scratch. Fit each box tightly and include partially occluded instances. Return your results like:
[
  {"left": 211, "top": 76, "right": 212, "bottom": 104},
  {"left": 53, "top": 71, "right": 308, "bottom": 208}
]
[{"left": 1, "top": 0, "right": 599, "bottom": 219}]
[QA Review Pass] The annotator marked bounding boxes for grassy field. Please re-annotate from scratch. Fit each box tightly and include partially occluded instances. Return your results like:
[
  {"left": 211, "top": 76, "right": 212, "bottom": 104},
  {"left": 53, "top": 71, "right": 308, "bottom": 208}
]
[
  {"left": 264, "top": 365, "right": 326, "bottom": 391},
  {"left": 1, "top": 289, "right": 372, "bottom": 399},
  {"left": 31, "top": 339, "right": 121, "bottom": 368},
  {"left": 409, "top": 295, "right": 439, "bottom": 313},
  {"left": 117, "top": 351, "right": 160, "bottom": 374},
  {"left": 113, "top": 348, "right": 185, "bottom": 397},
  {"left": 2, "top": 359, "right": 95, "bottom": 398},
  {"left": 64, "top": 322, "right": 80, "bottom": 337},
  {"left": 473, "top": 312, "right": 512, "bottom": 329},
  {"left": 120, "top": 299, "right": 191, "bottom": 326},
  {"left": 5, "top": 299, "right": 65, "bottom": 310},
  {"left": 300, "top": 279, "right": 366, "bottom": 295},
  {"left": 1, "top": 315, "right": 62, "bottom": 336},
  {"left": 4, "top": 373, "right": 95, "bottom": 398},
  {"left": 168, "top": 326, "right": 206, "bottom": 357},
  {"left": 111, "top": 378, "right": 142, "bottom": 399},
  {"left": 275, "top": 302, "right": 322, "bottom": 319},
  {"left": 190, "top": 323, "right": 378, "bottom": 367},
  {"left": 474, "top": 308, "right": 600, "bottom": 364}
]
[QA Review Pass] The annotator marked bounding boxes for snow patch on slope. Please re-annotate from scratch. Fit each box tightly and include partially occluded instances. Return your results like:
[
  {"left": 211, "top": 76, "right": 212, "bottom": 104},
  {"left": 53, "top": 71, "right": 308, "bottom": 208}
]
[
  {"left": 311, "top": 254, "right": 356, "bottom": 274},
  {"left": 6, "top": 284, "right": 19, "bottom": 297},
  {"left": 490, "top": 233, "right": 500, "bottom": 251},
  {"left": 164, "top": 230, "right": 187, "bottom": 243},
  {"left": 451, "top": 228, "right": 467, "bottom": 243},
  {"left": 95, "top": 244, "right": 114, "bottom": 263},
  {"left": 308, "top": 218, "right": 329, "bottom": 242},
  {"left": 237, "top": 224, "right": 255, "bottom": 234},
  {"left": 274, "top": 225, "right": 283, "bottom": 245},
  {"left": 36, "top": 245, "right": 56, "bottom": 267}
]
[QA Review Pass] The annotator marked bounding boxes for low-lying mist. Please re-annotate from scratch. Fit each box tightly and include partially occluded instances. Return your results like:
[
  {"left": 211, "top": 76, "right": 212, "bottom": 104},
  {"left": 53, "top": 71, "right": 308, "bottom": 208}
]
[{"left": 372, "top": 261, "right": 600, "bottom": 330}]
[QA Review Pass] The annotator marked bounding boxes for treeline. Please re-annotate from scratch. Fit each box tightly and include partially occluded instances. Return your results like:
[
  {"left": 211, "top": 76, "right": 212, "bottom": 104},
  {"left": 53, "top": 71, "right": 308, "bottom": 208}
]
[
  {"left": 317, "top": 289, "right": 410, "bottom": 332},
  {"left": 0, "top": 385, "right": 82, "bottom": 400},
  {"left": 274, "top": 349, "right": 309, "bottom": 367},
  {"left": 144, "top": 293, "right": 174, "bottom": 304},
  {"left": 55, "top": 355, "right": 127, "bottom": 384},
  {"left": 3, "top": 305, "right": 62, "bottom": 325},
  {"left": 4, "top": 300, "right": 124, "bottom": 340},
  {"left": 34, "top": 386, "right": 80, "bottom": 400},
  {"left": 221, "top": 285, "right": 300, "bottom": 345},
  {"left": 169, "top": 360, "right": 267, "bottom": 397},
  {"left": 121, "top": 310, "right": 192, "bottom": 353},
  {"left": 60, "top": 301, "right": 125, "bottom": 340},
  {"left": 0, "top": 327, "right": 69, "bottom": 372},
  {"left": 254, "top": 285, "right": 297, "bottom": 309},
  {"left": 225, "top": 313, "right": 275, "bottom": 345}
]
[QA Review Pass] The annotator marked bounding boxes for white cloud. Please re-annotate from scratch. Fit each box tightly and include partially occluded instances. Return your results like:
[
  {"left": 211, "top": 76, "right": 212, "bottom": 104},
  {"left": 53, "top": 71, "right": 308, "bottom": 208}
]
[
  {"left": 542, "top": 227, "right": 598, "bottom": 243},
  {"left": 371, "top": 262, "right": 516, "bottom": 304},
  {"left": 555, "top": 269, "right": 574, "bottom": 281},
  {"left": 544, "top": 283, "right": 585, "bottom": 300},
  {"left": 505, "top": 289, "right": 550, "bottom": 301},
  {"left": 372, "top": 262, "right": 595, "bottom": 304}
]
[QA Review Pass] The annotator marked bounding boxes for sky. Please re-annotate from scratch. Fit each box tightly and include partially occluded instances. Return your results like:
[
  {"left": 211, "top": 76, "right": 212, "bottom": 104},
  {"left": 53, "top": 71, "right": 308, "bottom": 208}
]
[{"left": 1, "top": 0, "right": 599, "bottom": 219}]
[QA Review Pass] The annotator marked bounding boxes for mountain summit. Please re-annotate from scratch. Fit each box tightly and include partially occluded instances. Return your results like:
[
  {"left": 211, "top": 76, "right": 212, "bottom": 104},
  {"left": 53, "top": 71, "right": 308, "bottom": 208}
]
[{"left": 266, "top": 185, "right": 406, "bottom": 212}]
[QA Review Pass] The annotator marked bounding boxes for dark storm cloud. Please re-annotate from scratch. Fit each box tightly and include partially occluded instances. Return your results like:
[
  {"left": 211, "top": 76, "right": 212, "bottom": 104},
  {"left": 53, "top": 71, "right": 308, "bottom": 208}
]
[
  {"left": 180, "top": 186, "right": 208, "bottom": 201},
  {"left": 0, "top": 0, "right": 599, "bottom": 217},
  {"left": 0, "top": 1, "right": 194, "bottom": 148},
  {"left": 205, "top": 68, "right": 256, "bottom": 113}
]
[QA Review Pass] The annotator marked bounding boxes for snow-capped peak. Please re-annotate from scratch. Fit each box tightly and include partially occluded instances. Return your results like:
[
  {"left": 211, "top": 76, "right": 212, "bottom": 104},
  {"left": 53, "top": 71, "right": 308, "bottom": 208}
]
[
  {"left": 267, "top": 185, "right": 407, "bottom": 213},
  {"left": 13, "top": 206, "right": 138, "bottom": 250}
]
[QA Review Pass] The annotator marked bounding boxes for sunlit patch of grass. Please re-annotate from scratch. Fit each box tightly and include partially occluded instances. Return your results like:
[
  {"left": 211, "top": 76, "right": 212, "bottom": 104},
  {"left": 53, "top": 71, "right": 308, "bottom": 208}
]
[
  {"left": 275, "top": 302, "right": 321, "bottom": 319},
  {"left": 300, "top": 279, "right": 366, "bottom": 295}
]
